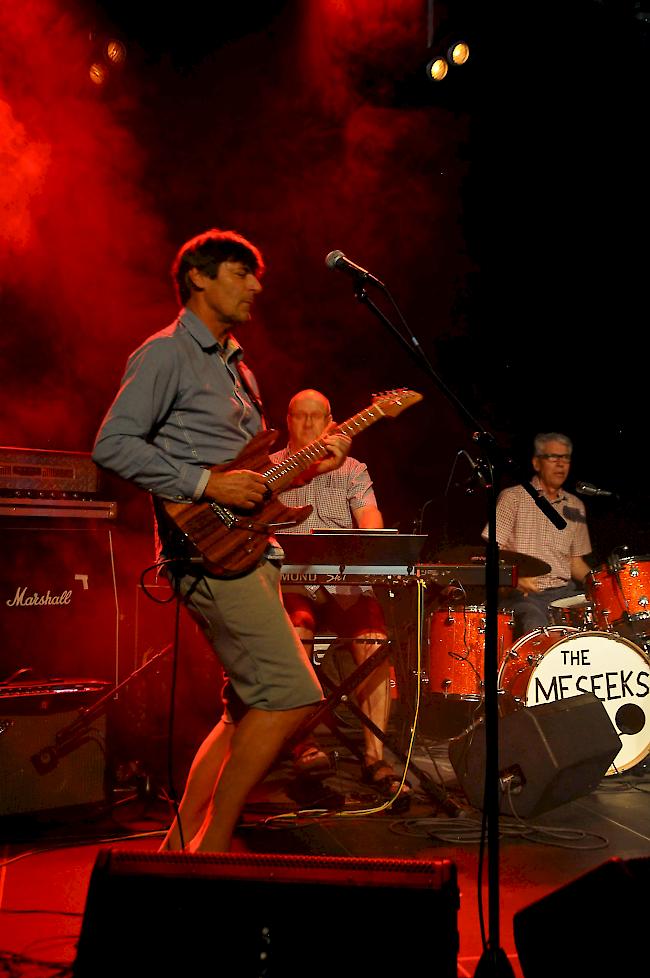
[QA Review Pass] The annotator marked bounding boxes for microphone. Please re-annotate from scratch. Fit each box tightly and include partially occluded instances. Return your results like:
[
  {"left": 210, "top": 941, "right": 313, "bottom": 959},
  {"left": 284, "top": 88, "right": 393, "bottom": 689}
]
[
  {"left": 458, "top": 450, "right": 491, "bottom": 489},
  {"left": 325, "top": 250, "right": 386, "bottom": 289},
  {"left": 575, "top": 481, "right": 614, "bottom": 498}
]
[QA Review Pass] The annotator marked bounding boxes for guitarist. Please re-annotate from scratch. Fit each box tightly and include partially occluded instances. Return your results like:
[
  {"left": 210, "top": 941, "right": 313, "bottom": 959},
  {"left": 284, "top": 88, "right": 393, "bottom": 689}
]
[
  {"left": 92, "top": 228, "right": 351, "bottom": 852},
  {"left": 272, "top": 389, "right": 411, "bottom": 802}
]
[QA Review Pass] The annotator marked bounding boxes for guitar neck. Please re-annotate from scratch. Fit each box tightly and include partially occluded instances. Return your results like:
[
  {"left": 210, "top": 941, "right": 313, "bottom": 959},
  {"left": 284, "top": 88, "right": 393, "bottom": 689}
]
[{"left": 263, "top": 404, "right": 385, "bottom": 493}]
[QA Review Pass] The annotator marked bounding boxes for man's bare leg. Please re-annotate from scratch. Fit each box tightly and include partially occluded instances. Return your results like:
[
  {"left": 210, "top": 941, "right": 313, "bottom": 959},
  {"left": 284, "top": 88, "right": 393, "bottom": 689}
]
[
  {"left": 159, "top": 717, "right": 234, "bottom": 851},
  {"left": 351, "top": 631, "right": 391, "bottom": 763},
  {"left": 190, "top": 703, "right": 315, "bottom": 852}
]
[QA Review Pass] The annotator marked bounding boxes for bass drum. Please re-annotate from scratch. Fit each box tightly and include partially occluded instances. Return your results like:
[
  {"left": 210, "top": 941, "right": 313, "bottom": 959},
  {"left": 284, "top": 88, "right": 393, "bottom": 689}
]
[{"left": 498, "top": 628, "right": 650, "bottom": 775}]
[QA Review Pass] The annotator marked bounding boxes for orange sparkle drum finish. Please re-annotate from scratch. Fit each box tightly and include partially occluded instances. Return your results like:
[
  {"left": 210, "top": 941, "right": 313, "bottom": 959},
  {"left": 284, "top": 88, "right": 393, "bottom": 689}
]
[
  {"left": 428, "top": 605, "right": 515, "bottom": 699},
  {"left": 586, "top": 555, "right": 650, "bottom": 637},
  {"left": 498, "top": 628, "right": 650, "bottom": 775},
  {"left": 498, "top": 626, "right": 578, "bottom": 702}
]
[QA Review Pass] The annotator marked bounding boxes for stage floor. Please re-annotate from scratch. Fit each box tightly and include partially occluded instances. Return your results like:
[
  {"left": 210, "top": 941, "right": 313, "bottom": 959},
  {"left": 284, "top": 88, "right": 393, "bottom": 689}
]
[{"left": 0, "top": 717, "right": 649, "bottom": 977}]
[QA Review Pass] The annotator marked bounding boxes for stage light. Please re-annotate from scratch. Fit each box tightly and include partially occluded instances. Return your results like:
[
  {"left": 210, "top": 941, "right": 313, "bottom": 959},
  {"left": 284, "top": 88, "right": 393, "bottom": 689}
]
[
  {"left": 86, "top": 33, "right": 128, "bottom": 91},
  {"left": 425, "top": 37, "right": 470, "bottom": 82},
  {"left": 448, "top": 41, "right": 469, "bottom": 65},
  {"left": 427, "top": 57, "right": 449, "bottom": 82},
  {"left": 89, "top": 62, "right": 108, "bottom": 86},
  {"left": 105, "top": 39, "right": 127, "bottom": 67}
]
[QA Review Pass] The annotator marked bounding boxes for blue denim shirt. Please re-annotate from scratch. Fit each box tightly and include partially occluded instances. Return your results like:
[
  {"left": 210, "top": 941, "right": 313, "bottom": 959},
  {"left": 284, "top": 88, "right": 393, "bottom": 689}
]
[{"left": 92, "top": 309, "right": 262, "bottom": 502}]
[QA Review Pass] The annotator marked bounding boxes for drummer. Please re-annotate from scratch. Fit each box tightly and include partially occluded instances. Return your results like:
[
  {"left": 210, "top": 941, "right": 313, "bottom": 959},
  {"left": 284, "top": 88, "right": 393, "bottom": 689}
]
[{"left": 482, "top": 432, "right": 593, "bottom": 638}]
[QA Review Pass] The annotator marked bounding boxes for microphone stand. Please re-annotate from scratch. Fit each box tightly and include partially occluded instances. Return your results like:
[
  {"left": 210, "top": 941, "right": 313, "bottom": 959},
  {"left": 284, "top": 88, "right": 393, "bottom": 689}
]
[{"left": 349, "top": 280, "right": 559, "bottom": 977}]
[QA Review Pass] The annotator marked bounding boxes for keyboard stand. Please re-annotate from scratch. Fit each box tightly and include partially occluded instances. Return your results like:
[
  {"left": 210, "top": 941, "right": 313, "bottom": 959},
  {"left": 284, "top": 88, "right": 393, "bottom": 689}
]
[{"left": 287, "top": 638, "right": 461, "bottom": 816}]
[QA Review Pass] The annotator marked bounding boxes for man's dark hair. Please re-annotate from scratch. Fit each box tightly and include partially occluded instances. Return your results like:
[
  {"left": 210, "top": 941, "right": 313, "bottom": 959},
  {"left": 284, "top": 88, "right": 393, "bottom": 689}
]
[{"left": 172, "top": 228, "right": 264, "bottom": 305}]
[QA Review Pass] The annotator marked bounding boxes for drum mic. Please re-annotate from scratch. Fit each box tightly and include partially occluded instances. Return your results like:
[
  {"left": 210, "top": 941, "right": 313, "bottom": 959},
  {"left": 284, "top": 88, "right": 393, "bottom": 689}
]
[{"left": 575, "top": 481, "right": 615, "bottom": 498}]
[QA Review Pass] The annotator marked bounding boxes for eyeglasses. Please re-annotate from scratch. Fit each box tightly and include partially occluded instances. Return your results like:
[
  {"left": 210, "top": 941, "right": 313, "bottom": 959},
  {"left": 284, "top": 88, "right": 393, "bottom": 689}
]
[
  {"left": 289, "top": 411, "right": 329, "bottom": 422},
  {"left": 537, "top": 453, "right": 571, "bottom": 462}
]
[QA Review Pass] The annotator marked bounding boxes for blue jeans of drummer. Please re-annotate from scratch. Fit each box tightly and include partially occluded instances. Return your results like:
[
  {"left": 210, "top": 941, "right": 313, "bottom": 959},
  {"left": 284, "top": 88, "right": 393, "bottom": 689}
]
[{"left": 510, "top": 581, "right": 581, "bottom": 638}]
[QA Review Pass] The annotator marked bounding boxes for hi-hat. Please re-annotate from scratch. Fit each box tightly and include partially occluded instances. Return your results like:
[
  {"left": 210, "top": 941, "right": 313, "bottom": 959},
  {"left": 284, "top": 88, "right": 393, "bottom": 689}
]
[{"left": 435, "top": 545, "right": 551, "bottom": 578}]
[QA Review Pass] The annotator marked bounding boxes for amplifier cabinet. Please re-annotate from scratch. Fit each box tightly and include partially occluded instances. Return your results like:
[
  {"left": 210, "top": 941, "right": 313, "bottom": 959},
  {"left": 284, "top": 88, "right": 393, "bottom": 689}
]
[
  {"left": 0, "top": 682, "right": 108, "bottom": 816},
  {"left": 0, "top": 525, "right": 120, "bottom": 684},
  {"left": 0, "top": 446, "right": 99, "bottom": 494}
]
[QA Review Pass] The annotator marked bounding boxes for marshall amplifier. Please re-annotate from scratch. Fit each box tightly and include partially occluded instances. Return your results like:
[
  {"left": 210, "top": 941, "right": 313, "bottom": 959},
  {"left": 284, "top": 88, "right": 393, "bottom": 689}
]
[
  {"left": 0, "top": 446, "right": 100, "bottom": 496},
  {"left": 0, "top": 523, "right": 120, "bottom": 684}
]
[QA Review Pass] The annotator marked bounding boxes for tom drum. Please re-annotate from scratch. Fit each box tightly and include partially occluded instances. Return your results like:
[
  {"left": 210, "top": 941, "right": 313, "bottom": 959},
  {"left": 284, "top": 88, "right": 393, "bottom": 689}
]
[
  {"left": 428, "top": 605, "right": 514, "bottom": 700},
  {"left": 587, "top": 554, "right": 650, "bottom": 640}
]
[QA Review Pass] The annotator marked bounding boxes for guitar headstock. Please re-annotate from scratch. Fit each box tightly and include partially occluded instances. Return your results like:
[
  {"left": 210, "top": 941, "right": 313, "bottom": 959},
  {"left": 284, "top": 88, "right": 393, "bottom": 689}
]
[{"left": 371, "top": 389, "right": 423, "bottom": 418}]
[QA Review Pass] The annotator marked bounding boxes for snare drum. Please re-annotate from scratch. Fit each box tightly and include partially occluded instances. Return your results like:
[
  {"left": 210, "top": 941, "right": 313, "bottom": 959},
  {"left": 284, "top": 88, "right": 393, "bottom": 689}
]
[
  {"left": 428, "top": 605, "right": 514, "bottom": 699},
  {"left": 549, "top": 594, "right": 595, "bottom": 630},
  {"left": 498, "top": 629, "right": 650, "bottom": 774},
  {"left": 587, "top": 555, "right": 650, "bottom": 634}
]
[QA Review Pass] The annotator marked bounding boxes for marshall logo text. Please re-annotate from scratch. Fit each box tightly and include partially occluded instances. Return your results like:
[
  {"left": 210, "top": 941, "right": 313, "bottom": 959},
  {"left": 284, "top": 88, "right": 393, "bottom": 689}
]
[{"left": 6, "top": 587, "right": 73, "bottom": 608}]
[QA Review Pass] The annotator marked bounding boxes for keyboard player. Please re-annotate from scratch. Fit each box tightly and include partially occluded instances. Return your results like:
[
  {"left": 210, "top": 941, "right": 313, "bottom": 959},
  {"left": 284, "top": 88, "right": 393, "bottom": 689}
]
[{"left": 271, "top": 389, "right": 410, "bottom": 802}]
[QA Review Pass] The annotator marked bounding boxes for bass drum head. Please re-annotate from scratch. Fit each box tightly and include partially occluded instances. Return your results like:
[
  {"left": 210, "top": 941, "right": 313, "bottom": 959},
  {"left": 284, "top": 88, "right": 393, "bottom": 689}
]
[{"left": 519, "top": 631, "right": 650, "bottom": 775}]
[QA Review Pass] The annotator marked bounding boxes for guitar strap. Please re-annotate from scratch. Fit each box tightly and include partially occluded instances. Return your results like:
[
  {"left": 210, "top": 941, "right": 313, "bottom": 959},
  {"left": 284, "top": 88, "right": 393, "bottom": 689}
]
[{"left": 235, "top": 357, "right": 268, "bottom": 430}]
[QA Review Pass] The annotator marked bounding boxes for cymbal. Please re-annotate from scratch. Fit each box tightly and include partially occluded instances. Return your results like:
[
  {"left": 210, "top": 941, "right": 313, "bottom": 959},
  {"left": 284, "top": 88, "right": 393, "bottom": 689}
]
[{"left": 434, "top": 545, "right": 551, "bottom": 578}]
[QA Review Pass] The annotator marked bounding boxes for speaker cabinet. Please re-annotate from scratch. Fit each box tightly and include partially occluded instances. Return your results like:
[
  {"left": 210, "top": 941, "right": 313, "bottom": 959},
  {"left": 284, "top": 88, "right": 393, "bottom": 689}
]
[
  {"left": 448, "top": 693, "right": 621, "bottom": 817},
  {"left": 73, "top": 848, "right": 459, "bottom": 978},
  {"left": 0, "top": 524, "right": 120, "bottom": 683},
  {"left": 0, "top": 682, "right": 108, "bottom": 816},
  {"left": 514, "top": 857, "right": 650, "bottom": 977}
]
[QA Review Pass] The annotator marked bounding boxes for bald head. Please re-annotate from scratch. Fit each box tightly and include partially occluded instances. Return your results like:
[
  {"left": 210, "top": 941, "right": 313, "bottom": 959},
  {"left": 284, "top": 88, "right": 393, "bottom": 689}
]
[{"left": 287, "top": 389, "right": 332, "bottom": 449}]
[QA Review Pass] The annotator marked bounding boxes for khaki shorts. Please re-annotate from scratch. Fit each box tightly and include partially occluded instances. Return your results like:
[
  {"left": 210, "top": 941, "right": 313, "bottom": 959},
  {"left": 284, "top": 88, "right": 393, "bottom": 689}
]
[{"left": 174, "top": 559, "right": 323, "bottom": 718}]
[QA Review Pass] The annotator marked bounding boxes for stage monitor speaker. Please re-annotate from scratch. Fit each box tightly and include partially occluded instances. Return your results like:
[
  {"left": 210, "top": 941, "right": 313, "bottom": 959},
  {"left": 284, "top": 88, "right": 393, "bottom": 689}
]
[
  {"left": 448, "top": 692, "right": 621, "bottom": 818},
  {"left": 514, "top": 856, "right": 650, "bottom": 978},
  {"left": 73, "top": 848, "right": 459, "bottom": 978},
  {"left": 0, "top": 682, "right": 108, "bottom": 817}
]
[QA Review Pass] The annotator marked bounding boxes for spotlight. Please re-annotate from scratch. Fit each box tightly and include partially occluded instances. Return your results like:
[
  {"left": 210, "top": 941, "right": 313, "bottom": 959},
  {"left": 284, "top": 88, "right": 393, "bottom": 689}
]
[
  {"left": 425, "top": 36, "right": 471, "bottom": 82},
  {"left": 105, "top": 39, "right": 127, "bottom": 67},
  {"left": 89, "top": 62, "right": 108, "bottom": 86},
  {"left": 86, "top": 31, "right": 128, "bottom": 90},
  {"left": 448, "top": 41, "right": 470, "bottom": 65},
  {"left": 427, "top": 57, "right": 449, "bottom": 82}
]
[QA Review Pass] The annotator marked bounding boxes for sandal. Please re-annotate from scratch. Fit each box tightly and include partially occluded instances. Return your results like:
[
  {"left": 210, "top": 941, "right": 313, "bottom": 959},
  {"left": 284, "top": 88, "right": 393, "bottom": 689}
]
[
  {"left": 361, "top": 759, "right": 412, "bottom": 800},
  {"left": 291, "top": 741, "right": 333, "bottom": 777}
]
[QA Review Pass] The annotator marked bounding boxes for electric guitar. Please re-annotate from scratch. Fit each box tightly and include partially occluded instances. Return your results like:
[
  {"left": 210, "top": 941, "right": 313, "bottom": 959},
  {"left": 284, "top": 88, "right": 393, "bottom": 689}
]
[{"left": 160, "top": 388, "right": 422, "bottom": 577}]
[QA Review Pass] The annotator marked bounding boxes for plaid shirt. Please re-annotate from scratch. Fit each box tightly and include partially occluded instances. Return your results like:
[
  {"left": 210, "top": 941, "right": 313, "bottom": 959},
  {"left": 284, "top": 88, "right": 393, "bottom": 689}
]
[
  {"left": 270, "top": 449, "right": 380, "bottom": 604},
  {"left": 482, "top": 475, "right": 591, "bottom": 589},
  {"left": 269, "top": 448, "right": 377, "bottom": 533}
]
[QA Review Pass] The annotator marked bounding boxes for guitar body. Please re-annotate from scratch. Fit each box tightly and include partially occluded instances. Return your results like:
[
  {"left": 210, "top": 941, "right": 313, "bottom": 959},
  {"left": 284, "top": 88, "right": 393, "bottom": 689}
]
[
  {"left": 160, "top": 430, "right": 312, "bottom": 577},
  {"left": 159, "top": 389, "right": 422, "bottom": 578}
]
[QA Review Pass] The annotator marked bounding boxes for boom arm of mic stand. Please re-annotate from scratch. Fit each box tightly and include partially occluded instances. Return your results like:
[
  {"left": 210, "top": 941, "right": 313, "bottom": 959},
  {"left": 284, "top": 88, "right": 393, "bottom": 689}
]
[
  {"left": 353, "top": 285, "right": 487, "bottom": 436},
  {"left": 31, "top": 645, "right": 176, "bottom": 775}
]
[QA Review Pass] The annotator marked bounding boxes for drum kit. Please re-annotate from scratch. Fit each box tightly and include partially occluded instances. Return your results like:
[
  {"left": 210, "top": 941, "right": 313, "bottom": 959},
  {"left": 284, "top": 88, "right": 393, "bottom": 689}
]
[{"left": 424, "top": 547, "right": 650, "bottom": 776}]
